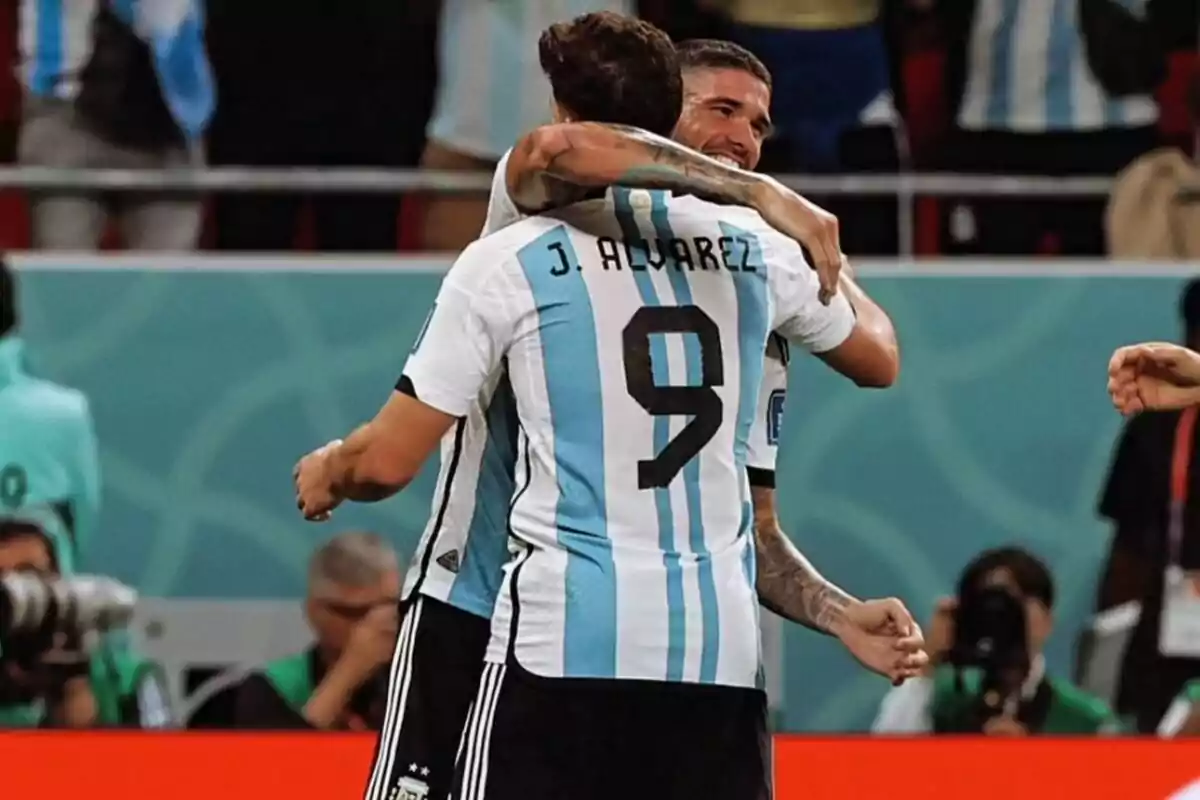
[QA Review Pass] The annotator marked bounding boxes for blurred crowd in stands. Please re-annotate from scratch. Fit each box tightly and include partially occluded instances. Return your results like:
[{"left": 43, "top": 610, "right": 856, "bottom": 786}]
[{"left": 1, "top": 0, "right": 1198, "bottom": 256}]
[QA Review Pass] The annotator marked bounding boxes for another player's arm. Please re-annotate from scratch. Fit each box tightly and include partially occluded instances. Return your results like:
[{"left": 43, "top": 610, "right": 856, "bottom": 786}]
[
  {"left": 508, "top": 122, "right": 843, "bottom": 297},
  {"left": 752, "top": 485, "right": 859, "bottom": 636},
  {"left": 322, "top": 392, "right": 457, "bottom": 502},
  {"left": 507, "top": 122, "right": 770, "bottom": 212},
  {"left": 769, "top": 242, "right": 899, "bottom": 388},
  {"left": 813, "top": 270, "right": 899, "bottom": 388},
  {"left": 744, "top": 342, "right": 858, "bottom": 635},
  {"left": 303, "top": 250, "right": 511, "bottom": 515}
]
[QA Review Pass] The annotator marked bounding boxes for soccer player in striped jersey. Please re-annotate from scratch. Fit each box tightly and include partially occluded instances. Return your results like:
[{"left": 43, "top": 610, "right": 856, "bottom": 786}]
[
  {"left": 296, "top": 182, "right": 911, "bottom": 800},
  {"left": 300, "top": 21, "right": 920, "bottom": 800},
  {"left": 492, "top": 37, "right": 921, "bottom": 649}
]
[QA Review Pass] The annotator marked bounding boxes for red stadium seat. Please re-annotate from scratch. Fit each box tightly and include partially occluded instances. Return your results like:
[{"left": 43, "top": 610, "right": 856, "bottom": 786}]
[
  {"left": 901, "top": 50, "right": 950, "bottom": 255},
  {"left": 0, "top": 0, "right": 17, "bottom": 126},
  {"left": 1157, "top": 50, "right": 1198, "bottom": 155}
]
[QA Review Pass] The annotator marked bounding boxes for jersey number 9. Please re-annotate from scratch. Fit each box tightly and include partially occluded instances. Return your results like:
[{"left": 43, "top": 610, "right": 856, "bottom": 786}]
[{"left": 622, "top": 306, "right": 724, "bottom": 489}]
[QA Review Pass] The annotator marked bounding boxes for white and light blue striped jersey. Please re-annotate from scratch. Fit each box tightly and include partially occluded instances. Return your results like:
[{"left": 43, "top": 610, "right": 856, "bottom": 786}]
[
  {"left": 958, "top": 0, "right": 1156, "bottom": 132},
  {"left": 401, "top": 189, "right": 854, "bottom": 688},
  {"left": 19, "top": 0, "right": 100, "bottom": 100},
  {"left": 403, "top": 155, "right": 787, "bottom": 620},
  {"left": 400, "top": 151, "right": 527, "bottom": 617},
  {"left": 399, "top": 369, "right": 518, "bottom": 619}
]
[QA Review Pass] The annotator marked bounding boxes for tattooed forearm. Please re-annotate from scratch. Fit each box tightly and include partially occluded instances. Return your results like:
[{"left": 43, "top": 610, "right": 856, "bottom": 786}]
[
  {"left": 509, "top": 121, "right": 767, "bottom": 213},
  {"left": 591, "top": 123, "right": 762, "bottom": 205},
  {"left": 752, "top": 488, "right": 857, "bottom": 635}
]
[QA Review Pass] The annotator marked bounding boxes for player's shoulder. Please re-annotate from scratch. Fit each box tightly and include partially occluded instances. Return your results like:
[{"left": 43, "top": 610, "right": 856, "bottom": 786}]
[
  {"left": 3, "top": 375, "right": 89, "bottom": 421},
  {"left": 669, "top": 196, "right": 806, "bottom": 266},
  {"left": 465, "top": 212, "right": 566, "bottom": 258},
  {"left": 480, "top": 148, "right": 522, "bottom": 236},
  {"left": 667, "top": 195, "right": 767, "bottom": 232},
  {"left": 451, "top": 215, "right": 567, "bottom": 285}
]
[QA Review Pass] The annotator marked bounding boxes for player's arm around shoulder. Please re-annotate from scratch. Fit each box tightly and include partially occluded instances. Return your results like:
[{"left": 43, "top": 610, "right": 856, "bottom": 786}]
[
  {"left": 506, "top": 125, "right": 598, "bottom": 214},
  {"left": 764, "top": 240, "right": 899, "bottom": 388},
  {"left": 506, "top": 121, "right": 774, "bottom": 216}
]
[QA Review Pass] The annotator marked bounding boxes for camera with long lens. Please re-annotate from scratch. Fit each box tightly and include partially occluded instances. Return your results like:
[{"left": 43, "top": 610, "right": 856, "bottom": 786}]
[
  {"left": 945, "top": 583, "right": 1030, "bottom": 727},
  {"left": 0, "top": 625, "right": 91, "bottom": 707},
  {"left": 0, "top": 572, "right": 137, "bottom": 708}
]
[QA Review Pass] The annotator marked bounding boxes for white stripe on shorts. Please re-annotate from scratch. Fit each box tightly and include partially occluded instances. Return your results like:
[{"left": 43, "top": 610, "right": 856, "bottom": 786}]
[
  {"left": 364, "top": 596, "right": 424, "bottom": 800},
  {"left": 458, "top": 662, "right": 506, "bottom": 800}
]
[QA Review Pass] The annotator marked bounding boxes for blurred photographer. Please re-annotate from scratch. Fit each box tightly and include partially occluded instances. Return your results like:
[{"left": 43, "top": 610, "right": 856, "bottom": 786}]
[
  {"left": 234, "top": 531, "right": 400, "bottom": 730},
  {"left": 0, "top": 511, "right": 168, "bottom": 728},
  {"left": 873, "top": 546, "right": 1120, "bottom": 735},
  {"left": 0, "top": 255, "right": 102, "bottom": 562}
]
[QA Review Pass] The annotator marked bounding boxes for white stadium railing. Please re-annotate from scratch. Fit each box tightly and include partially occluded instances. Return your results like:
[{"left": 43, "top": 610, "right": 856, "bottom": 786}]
[
  {"left": 0, "top": 167, "right": 1184, "bottom": 256},
  {"left": 0, "top": 166, "right": 1121, "bottom": 195}
]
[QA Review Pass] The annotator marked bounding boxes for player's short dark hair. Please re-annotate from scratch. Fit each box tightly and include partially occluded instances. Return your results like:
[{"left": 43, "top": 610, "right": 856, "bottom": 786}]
[
  {"left": 677, "top": 39, "right": 772, "bottom": 90},
  {"left": 538, "top": 11, "right": 681, "bottom": 138},
  {"left": 0, "top": 254, "right": 14, "bottom": 337},
  {"left": 957, "top": 546, "right": 1055, "bottom": 609}
]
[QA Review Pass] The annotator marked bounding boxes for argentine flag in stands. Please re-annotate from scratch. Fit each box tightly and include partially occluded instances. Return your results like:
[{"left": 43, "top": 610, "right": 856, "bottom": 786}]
[
  {"left": 19, "top": 0, "right": 213, "bottom": 139},
  {"left": 958, "top": 0, "right": 1156, "bottom": 132}
]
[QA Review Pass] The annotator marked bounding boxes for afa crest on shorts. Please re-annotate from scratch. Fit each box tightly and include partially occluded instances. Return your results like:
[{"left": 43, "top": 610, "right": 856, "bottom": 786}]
[
  {"left": 392, "top": 776, "right": 430, "bottom": 800},
  {"left": 766, "top": 390, "right": 786, "bottom": 446}
]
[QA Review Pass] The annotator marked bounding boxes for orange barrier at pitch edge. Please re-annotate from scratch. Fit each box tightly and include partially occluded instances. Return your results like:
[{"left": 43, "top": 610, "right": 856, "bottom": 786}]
[{"left": 4, "top": 733, "right": 1200, "bottom": 799}]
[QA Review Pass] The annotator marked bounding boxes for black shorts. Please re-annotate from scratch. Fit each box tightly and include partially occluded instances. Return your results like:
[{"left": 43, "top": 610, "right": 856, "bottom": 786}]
[
  {"left": 451, "top": 661, "right": 772, "bottom": 800},
  {"left": 362, "top": 595, "right": 490, "bottom": 800}
]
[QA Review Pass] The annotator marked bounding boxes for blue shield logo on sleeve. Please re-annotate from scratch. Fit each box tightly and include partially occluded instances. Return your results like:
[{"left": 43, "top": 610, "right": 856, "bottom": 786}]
[{"left": 766, "top": 390, "right": 786, "bottom": 445}]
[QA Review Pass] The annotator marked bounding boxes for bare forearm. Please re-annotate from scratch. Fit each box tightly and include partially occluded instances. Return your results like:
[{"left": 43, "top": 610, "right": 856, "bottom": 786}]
[
  {"left": 755, "top": 518, "right": 858, "bottom": 635},
  {"left": 327, "top": 424, "right": 408, "bottom": 503},
  {"left": 840, "top": 272, "right": 898, "bottom": 356},
  {"left": 510, "top": 122, "right": 769, "bottom": 212}
]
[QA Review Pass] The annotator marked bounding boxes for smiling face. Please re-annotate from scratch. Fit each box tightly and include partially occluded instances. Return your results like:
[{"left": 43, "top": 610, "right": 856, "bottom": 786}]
[{"left": 673, "top": 66, "right": 774, "bottom": 172}]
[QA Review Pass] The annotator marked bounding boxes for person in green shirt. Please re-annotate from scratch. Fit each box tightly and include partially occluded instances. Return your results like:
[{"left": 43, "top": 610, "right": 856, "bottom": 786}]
[
  {"left": 233, "top": 531, "right": 400, "bottom": 730},
  {"left": 0, "top": 513, "right": 169, "bottom": 728},
  {"left": 0, "top": 256, "right": 101, "bottom": 563},
  {"left": 873, "top": 546, "right": 1121, "bottom": 735}
]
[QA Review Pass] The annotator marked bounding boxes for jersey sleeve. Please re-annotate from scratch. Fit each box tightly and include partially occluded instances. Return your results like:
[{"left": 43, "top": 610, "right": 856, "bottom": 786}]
[
  {"left": 479, "top": 149, "right": 525, "bottom": 236},
  {"left": 399, "top": 252, "right": 515, "bottom": 417},
  {"left": 764, "top": 234, "right": 856, "bottom": 353},
  {"left": 745, "top": 335, "right": 789, "bottom": 486}
]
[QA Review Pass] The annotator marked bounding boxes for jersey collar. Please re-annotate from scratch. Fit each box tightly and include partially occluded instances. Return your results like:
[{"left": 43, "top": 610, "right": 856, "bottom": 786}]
[{"left": 0, "top": 335, "right": 26, "bottom": 387}]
